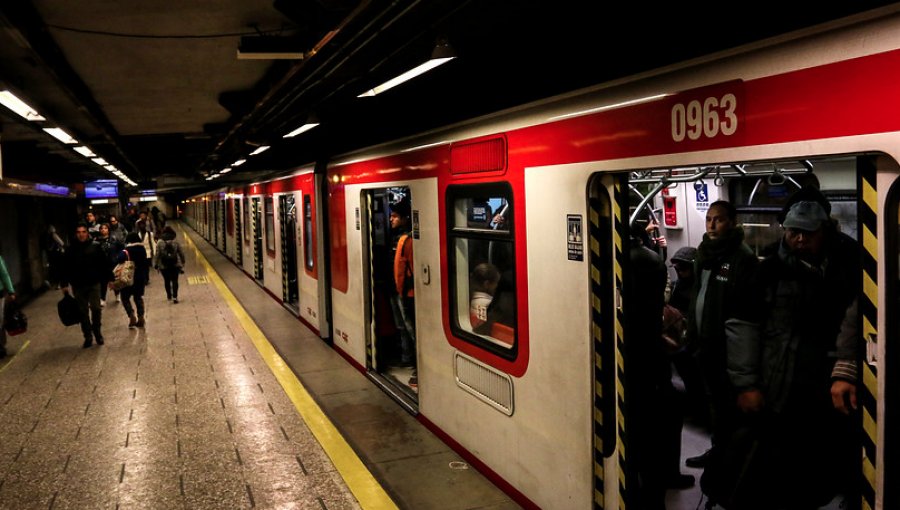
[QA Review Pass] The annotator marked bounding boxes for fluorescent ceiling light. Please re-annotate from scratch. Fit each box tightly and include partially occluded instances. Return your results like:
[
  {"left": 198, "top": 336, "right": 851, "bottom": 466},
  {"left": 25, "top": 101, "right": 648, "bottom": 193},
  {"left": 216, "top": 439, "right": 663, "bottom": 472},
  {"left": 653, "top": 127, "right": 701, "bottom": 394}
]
[
  {"left": 232, "top": 159, "right": 247, "bottom": 166},
  {"left": 357, "top": 57, "right": 454, "bottom": 98},
  {"left": 73, "top": 146, "right": 96, "bottom": 157},
  {"left": 283, "top": 122, "right": 319, "bottom": 138},
  {"left": 220, "top": 167, "right": 232, "bottom": 174},
  {"left": 43, "top": 127, "right": 78, "bottom": 144},
  {"left": 0, "top": 90, "right": 46, "bottom": 121},
  {"left": 91, "top": 157, "right": 108, "bottom": 166},
  {"left": 249, "top": 145, "right": 270, "bottom": 156}
]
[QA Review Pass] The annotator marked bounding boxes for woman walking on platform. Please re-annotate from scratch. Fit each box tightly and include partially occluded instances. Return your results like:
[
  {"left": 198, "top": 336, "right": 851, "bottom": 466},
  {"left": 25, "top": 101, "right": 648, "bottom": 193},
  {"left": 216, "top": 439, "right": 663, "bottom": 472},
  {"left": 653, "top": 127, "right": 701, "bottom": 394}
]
[
  {"left": 154, "top": 226, "right": 185, "bottom": 303},
  {"left": 118, "top": 232, "right": 150, "bottom": 328}
]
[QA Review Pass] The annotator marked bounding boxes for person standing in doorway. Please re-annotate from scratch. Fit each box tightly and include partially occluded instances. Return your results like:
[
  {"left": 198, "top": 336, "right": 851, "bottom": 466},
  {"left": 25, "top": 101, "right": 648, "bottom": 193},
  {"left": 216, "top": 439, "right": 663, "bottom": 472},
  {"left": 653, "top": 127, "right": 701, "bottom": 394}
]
[{"left": 390, "top": 197, "right": 416, "bottom": 387}]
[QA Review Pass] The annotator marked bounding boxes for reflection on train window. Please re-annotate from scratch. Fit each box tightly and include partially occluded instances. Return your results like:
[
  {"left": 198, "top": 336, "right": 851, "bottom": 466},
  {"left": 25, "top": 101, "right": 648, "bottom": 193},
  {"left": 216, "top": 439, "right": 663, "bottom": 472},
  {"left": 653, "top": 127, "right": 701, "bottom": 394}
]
[
  {"left": 265, "top": 196, "right": 275, "bottom": 253},
  {"left": 447, "top": 184, "right": 516, "bottom": 357}
]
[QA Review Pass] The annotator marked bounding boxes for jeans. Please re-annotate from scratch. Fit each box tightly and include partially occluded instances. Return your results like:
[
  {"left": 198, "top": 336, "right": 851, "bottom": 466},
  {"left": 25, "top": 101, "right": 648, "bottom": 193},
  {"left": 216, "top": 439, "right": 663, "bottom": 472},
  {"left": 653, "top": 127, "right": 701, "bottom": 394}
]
[
  {"left": 161, "top": 267, "right": 181, "bottom": 299},
  {"left": 389, "top": 294, "right": 416, "bottom": 364},
  {"left": 120, "top": 284, "right": 145, "bottom": 318},
  {"left": 73, "top": 284, "right": 102, "bottom": 340}
]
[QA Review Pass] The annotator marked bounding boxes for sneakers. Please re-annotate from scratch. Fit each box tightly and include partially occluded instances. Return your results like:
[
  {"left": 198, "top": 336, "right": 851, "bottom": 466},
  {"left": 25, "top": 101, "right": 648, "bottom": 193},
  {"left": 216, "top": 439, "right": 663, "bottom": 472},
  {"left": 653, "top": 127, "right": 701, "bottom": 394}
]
[
  {"left": 173, "top": 298, "right": 179, "bottom": 304},
  {"left": 135, "top": 316, "right": 145, "bottom": 328},
  {"left": 95, "top": 334, "right": 105, "bottom": 346},
  {"left": 82, "top": 337, "right": 92, "bottom": 348},
  {"left": 685, "top": 448, "right": 713, "bottom": 468},
  {"left": 128, "top": 315, "right": 137, "bottom": 329},
  {"left": 408, "top": 370, "right": 418, "bottom": 388}
]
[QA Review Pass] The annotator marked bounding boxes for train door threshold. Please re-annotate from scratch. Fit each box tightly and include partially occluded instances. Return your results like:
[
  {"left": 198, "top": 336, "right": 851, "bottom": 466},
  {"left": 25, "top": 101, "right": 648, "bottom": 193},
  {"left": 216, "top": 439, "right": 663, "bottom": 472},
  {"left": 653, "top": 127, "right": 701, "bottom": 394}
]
[{"left": 366, "top": 371, "right": 419, "bottom": 416}]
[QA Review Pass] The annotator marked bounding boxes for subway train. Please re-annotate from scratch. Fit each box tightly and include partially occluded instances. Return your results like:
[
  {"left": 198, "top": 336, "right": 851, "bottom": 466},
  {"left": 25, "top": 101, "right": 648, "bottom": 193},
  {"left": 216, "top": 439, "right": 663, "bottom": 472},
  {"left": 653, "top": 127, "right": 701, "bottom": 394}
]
[{"left": 180, "top": 9, "right": 900, "bottom": 510}]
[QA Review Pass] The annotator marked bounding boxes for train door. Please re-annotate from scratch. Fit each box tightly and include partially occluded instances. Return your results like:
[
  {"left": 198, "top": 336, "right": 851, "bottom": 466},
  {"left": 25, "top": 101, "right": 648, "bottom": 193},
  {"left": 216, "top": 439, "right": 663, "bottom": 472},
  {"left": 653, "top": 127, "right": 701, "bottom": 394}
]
[
  {"left": 886, "top": 172, "right": 900, "bottom": 510},
  {"left": 587, "top": 174, "right": 619, "bottom": 510},
  {"left": 252, "top": 197, "right": 264, "bottom": 281},
  {"left": 212, "top": 200, "right": 218, "bottom": 247},
  {"left": 279, "top": 193, "right": 300, "bottom": 312},
  {"left": 361, "top": 186, "right": 418, "bottom": 405},
  {"left": 618, "top": 157, "right": 872, "bottom": 510},
  {"left": 233, "top": 198, "right": 243, "bottom": 264},
  {"left": 220, "top": 197, "right": 227, "bottom": 253}
]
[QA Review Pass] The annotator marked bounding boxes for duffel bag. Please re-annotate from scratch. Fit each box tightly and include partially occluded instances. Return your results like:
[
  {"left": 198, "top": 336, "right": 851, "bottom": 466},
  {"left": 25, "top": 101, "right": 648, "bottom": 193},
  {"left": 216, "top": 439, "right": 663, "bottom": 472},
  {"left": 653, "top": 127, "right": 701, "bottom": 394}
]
[{"left": 57, "top": 293, "right": 81, "bottom": 326}]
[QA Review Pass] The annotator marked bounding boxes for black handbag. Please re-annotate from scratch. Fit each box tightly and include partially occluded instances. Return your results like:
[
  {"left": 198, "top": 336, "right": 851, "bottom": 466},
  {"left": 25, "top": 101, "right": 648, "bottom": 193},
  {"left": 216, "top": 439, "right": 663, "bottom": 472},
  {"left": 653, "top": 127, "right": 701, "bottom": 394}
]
[
  {"left": 57, "top": 294, "right": 81, "bottom": 326},
  {"left": 3, "top": 306, "right": 27, "bottom": 336}
]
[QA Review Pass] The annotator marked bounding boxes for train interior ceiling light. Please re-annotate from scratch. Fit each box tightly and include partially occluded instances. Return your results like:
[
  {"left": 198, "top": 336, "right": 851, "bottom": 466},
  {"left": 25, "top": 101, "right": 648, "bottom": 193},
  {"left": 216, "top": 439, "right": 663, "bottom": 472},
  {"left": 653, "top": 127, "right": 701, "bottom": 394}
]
[{"left": 357, "top": 39, "right": 456, "bottom": 98}]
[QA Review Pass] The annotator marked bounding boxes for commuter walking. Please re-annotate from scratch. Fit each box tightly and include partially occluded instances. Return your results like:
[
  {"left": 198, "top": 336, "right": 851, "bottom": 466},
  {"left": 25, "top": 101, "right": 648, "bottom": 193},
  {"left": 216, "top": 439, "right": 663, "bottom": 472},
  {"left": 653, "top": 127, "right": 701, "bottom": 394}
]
[
  {"left": 153, "top": 226, "right": 185, "bottom": 303},
  {"left": 61, "top": 224, "right": 108, "bottom": 348},
  {"left": 135, "top": 214, "right": 155, "bottom": 285},
  {"left": 0, "top": 251, "right": 17, "bottom": 358},
  {"left": 108, "top": 214, "right": 128, "bottom": 245},
  {"left": 97, "top": 223, "right": 123, "bottom": 307},
  {"left": 119, "top": 232, "right": 150, "bottom": 328}
]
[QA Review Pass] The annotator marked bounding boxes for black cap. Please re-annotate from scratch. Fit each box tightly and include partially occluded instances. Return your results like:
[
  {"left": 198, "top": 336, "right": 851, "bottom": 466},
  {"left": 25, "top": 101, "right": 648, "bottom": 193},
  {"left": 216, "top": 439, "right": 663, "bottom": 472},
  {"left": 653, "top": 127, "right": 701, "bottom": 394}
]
[{"left": 670, "top": 246, "right": 697, "bottom": 264}]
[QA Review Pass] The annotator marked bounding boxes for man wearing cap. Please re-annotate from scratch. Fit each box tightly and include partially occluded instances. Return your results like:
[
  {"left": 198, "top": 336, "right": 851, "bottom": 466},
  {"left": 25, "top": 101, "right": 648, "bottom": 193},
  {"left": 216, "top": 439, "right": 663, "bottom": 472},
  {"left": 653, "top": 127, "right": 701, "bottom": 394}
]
[{"left": 739, "top": 191, "right": 861, "bottom": 508}]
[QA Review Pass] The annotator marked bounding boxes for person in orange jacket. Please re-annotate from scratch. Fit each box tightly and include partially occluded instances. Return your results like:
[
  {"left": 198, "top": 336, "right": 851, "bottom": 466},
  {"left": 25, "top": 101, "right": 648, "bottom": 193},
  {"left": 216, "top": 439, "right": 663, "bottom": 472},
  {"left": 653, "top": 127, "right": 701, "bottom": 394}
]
[{"left": 389, "top": 197, "right": 416, "bottom": 386}]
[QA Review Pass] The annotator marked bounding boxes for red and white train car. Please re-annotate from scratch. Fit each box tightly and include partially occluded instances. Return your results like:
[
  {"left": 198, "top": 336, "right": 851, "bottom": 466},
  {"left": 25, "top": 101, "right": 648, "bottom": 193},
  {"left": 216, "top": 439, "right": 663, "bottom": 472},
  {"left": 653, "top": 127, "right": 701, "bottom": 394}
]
[{"left": 189, "top": 8, "right": 900, "bottom": 509}]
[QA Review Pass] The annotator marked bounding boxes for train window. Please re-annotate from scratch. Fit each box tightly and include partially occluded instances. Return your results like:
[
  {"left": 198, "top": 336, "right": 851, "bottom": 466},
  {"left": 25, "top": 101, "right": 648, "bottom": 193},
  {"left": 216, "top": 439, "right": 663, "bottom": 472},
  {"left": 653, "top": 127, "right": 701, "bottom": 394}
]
[
  {"left": 265, "top": 196, "right": 275, "bottom": 253},
  {"left": 446, "top": 183, "right": 516, "bottom": 358}
]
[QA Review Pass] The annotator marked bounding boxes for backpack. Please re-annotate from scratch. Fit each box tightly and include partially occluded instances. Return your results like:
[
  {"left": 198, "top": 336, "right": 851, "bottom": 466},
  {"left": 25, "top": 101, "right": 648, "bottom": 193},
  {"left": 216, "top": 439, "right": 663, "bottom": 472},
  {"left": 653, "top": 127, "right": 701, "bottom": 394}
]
[{"left": 160, "top": 241, "right": 178, "bottom": 268}]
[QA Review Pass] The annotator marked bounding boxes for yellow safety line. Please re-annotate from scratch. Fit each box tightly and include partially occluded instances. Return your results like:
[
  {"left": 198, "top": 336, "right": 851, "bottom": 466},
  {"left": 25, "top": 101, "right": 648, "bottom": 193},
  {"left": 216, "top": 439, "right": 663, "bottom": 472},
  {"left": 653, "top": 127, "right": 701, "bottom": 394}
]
[
  {"left": 0, "top": 340, "right": 30, "bottom": 374},
  {"left": 180, "top": 228, "right": 398, "bottom": 510}
]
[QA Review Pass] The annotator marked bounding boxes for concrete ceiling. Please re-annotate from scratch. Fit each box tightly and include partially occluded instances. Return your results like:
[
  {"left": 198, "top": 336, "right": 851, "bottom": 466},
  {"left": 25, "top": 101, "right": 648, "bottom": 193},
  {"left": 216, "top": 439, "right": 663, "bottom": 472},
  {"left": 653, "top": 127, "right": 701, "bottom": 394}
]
[{"left": 1, "top": 1, "right": 897, "bottom": 197}]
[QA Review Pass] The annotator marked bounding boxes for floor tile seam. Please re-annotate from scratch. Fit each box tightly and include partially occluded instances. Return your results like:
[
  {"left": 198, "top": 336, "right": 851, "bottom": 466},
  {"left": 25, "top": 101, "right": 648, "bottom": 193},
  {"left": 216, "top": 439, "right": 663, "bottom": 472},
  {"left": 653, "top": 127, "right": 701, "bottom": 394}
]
[{"left": 178, "top": 224, "right": 396, "bottom": 510}]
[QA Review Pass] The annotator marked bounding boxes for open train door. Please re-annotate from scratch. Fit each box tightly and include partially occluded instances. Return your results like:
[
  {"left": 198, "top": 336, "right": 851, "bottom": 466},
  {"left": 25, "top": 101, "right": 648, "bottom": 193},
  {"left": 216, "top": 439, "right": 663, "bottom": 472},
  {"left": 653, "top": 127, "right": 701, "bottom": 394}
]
[{"left": 361, "top": 186, "right": 419, "bottom": 409}]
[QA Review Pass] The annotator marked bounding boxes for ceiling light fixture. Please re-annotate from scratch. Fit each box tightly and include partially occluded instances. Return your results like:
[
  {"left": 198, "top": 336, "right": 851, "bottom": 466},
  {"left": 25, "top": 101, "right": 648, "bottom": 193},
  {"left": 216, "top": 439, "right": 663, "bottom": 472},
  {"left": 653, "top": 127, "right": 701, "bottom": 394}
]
[
  {"left": 91, "top": 157, "right": 109, "bottom": 166},
  {"left": 220, "top": 167, "right": 233, "bottom": 174},
  {"left": 357, "top": 39, "right": 456, "bottom": 98},
  {"left": 0, "top": 90, "right": 46, "bottom": 121},
  {"left": 232, "top": 159, "right": 246, "bottom": 167},
  {"left": 249, "top": 145, "right": 270, "bottom": 156},
  {"left": 283, "top": 122, "right": 319, "bottom": 138},
  {"left": 73, "top": 146, "right": 96, "bottom": 157},
  {"left": 43, "top": 127, "right": 78, "bottom": 144}
]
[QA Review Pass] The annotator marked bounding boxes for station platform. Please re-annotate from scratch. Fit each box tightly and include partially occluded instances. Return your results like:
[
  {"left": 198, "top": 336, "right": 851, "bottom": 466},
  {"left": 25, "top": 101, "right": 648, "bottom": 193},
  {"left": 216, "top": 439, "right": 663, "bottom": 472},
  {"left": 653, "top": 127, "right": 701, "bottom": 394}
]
[{"left": 0, "top": 222, "right": 518, "bottom": 509}]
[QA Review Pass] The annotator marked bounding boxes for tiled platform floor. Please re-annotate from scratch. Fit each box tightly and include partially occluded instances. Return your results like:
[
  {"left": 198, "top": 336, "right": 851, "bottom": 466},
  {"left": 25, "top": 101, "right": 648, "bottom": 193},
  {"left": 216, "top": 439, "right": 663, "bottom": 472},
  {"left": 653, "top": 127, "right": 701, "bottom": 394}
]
[{"left": 0, "top": 239, "right": 360, "bottom": 509}]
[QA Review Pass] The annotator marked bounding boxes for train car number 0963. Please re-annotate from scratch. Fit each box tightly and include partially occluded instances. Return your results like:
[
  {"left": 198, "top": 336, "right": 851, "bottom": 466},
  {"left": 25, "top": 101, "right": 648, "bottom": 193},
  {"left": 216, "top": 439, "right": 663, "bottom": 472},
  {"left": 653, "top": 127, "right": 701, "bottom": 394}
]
[{"left": 670, "top": 93, "right": 738, "bottom": 142}]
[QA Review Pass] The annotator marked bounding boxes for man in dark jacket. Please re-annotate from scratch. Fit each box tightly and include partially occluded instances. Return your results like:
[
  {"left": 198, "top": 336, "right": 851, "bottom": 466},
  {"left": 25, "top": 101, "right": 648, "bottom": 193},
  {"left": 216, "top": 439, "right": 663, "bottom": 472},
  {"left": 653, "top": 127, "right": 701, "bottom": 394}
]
[
  {"left": 689, "top": 200, "right": 762, "bottom": 504},
  {"left": 746, "top": 192, "right": 861, "bottom": 509},
  {"left": 61, "top": 223, "right": 109, "bottom": 347}
]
